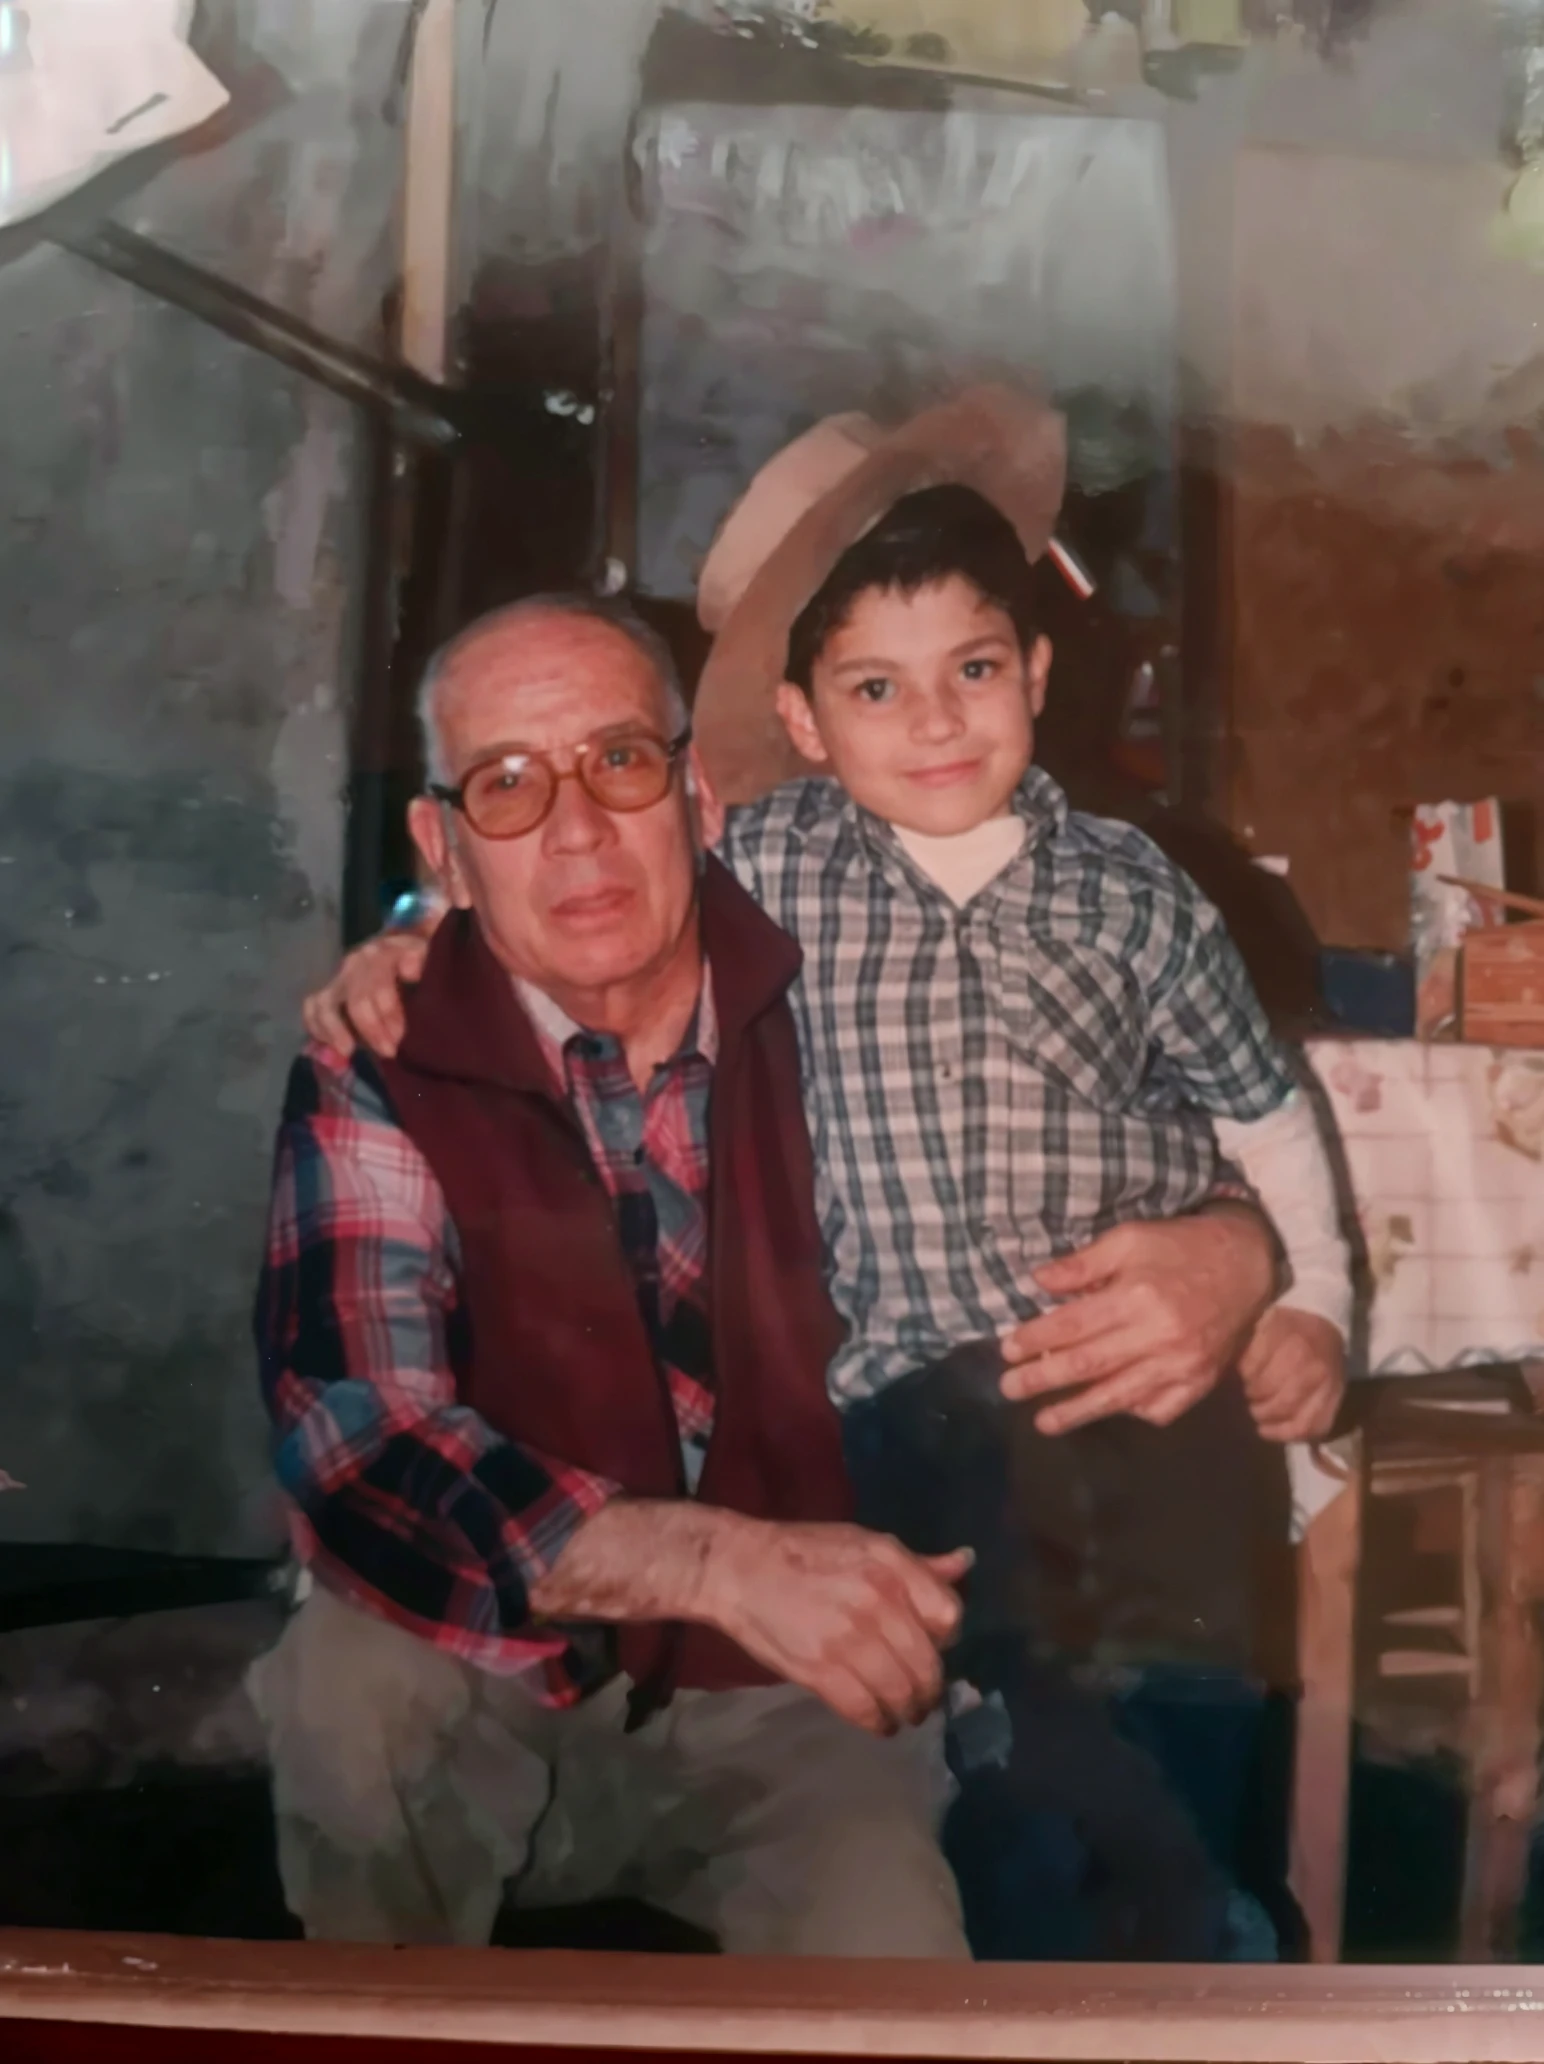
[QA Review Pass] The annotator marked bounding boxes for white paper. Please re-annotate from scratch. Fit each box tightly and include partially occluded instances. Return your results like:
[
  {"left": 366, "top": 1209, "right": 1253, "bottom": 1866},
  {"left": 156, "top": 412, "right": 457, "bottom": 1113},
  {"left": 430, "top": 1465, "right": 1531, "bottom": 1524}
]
[
  {"left": 1409, "top": 798, "right": 1505, "bottom": 1038},
  {"left": 0, "top": 1, "right": 229, "bottom": 231}
]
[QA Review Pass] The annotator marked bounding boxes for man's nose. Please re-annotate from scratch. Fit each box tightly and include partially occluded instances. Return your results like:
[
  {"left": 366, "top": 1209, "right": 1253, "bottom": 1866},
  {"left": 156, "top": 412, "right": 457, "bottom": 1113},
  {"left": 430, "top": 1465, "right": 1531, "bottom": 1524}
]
[{"left": 541, "top": 771, "right": 614, "bottom": 854}]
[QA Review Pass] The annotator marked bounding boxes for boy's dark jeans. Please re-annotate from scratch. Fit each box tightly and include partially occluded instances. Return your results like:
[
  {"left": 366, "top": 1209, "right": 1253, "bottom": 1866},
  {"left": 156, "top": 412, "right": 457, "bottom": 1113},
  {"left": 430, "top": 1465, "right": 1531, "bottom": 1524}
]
[{"left": 841, "top": 1339, "right": 1294, "bottom": 1962}]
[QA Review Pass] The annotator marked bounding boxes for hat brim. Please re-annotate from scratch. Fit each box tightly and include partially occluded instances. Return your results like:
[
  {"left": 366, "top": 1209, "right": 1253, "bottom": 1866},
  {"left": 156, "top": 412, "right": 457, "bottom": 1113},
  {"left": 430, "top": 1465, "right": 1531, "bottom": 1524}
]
[{"left": 693, "top": 385, "right": 1068, "bottom": 804}]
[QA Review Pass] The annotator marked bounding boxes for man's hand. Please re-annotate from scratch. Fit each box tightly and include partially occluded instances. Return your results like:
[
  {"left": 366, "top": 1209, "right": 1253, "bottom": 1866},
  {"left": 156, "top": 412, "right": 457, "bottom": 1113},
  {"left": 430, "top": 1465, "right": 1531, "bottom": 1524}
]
[
  {"left": 302, "top": 931, "right": 430, "bottom": 1059},
  {"left": 699, "top": 1517, "right": 971, "bottom": 1737},
  {"left": 532, "top": 1500, "right": 970, "bottom": 1737},
  {"left": 998, "top": 1206, "right": 1277, "bottom": 1435},
  {"left": 1239, "top": 1306, "right": 1346, "bottom": 1443}
]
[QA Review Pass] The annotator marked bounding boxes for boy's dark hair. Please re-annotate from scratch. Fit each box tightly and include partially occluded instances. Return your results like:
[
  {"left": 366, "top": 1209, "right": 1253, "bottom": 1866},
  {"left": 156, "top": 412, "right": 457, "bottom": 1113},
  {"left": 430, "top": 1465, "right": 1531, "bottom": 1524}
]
[{"left": 784, "top": 483, "right": 1038, "bottom": 691}]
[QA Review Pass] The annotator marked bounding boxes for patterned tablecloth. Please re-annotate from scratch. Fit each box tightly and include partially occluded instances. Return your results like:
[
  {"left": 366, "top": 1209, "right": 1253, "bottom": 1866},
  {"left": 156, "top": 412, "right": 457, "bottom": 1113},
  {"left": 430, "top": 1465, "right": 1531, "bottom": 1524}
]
[
  {"left": 1303, "top": 1039, "right": 1544, "bottom": 1376},
  {"left": 1286, "top": 1039, "right": 1544, "bottom": 1536}
]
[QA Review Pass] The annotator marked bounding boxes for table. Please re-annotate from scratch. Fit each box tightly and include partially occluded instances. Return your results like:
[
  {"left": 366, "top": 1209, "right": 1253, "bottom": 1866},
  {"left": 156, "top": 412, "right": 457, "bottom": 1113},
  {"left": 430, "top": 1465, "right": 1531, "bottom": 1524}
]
[{"left": 1305, "top": 1038, "right": 1544, "bottom": 1379}]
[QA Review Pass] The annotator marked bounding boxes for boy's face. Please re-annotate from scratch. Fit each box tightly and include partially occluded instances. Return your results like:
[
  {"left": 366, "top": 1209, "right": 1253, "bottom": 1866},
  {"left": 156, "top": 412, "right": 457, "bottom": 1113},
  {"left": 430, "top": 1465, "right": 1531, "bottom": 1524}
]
[{"left": 774, "top": 576, "right": 1051, "bottom": 836}]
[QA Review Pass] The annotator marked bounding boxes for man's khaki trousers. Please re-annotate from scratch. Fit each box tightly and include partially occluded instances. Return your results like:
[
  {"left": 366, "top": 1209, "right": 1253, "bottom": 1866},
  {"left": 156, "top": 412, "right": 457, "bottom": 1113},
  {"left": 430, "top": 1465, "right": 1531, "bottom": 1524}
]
[{"left": 247, "top": 1583, "right": 969, "bottom": 1956}]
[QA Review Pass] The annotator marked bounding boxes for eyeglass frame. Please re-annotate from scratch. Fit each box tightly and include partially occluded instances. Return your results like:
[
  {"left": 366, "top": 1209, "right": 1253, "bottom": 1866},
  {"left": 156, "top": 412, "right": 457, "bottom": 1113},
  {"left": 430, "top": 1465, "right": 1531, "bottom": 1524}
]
[{"left": 427, "top": 723, "right": 693, "bottom": 840}]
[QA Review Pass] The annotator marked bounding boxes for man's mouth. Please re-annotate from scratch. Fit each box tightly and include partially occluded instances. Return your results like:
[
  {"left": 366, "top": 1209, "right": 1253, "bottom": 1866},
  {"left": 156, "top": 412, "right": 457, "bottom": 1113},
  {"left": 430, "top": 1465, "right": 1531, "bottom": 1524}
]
[{"left": 550, "top": 883, "right": 636, "bottom": 924}]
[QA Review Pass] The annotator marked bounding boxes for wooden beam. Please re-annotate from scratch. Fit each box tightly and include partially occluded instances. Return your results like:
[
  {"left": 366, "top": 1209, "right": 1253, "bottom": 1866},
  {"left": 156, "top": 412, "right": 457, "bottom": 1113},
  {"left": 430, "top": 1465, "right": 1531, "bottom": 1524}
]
[
  {"left": 11, "top": 1933, "right": 1544, "bottom": 2059},
  {"left": 400, "top": 0, "right": 458, "bottom": 385}
]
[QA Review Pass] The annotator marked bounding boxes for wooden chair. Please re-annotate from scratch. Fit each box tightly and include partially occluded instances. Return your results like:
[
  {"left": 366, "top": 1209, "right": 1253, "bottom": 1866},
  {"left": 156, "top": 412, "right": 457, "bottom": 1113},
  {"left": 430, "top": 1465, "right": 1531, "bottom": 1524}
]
[{"left": 1290, "top": 1365, "right": 1544, "bottom": 1961}]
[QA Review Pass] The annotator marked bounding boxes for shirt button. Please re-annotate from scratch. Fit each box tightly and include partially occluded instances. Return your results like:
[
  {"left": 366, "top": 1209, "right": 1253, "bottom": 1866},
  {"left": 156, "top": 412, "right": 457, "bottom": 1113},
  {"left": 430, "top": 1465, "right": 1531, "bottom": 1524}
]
[{"left": 633, "top": 1146, "right": 646, "bottom": 1165}]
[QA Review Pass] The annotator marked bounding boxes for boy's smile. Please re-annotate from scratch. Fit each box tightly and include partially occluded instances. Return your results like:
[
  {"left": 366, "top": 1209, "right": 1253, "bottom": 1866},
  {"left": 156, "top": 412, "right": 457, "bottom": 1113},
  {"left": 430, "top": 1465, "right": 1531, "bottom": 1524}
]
[
  {"left": 906, "top": 755, "right": 989, "bottom": 791},
  {"left": 775, "top": 575, "right": 1051, "bottom": 837}
]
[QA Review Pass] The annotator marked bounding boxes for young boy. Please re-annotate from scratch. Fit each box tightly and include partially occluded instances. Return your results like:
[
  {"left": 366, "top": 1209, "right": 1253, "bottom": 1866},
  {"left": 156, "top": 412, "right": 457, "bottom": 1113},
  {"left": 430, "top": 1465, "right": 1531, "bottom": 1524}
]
[
  {"left": 309, "top": 390, "right": 1349, "bottom": 1959},
  {"left": 699, "top": 461, "right": 1349, "bottom": 1960}
]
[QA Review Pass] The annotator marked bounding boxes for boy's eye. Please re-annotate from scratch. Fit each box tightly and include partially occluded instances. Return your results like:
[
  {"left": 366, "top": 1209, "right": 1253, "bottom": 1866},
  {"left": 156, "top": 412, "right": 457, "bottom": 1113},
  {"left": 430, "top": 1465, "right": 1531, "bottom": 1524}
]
[
  {"left": 854, "top": 676, "right": 895, "bottom": 704},
  {"left": 960, "top": 657, "right": 998, "bottom": 683}
]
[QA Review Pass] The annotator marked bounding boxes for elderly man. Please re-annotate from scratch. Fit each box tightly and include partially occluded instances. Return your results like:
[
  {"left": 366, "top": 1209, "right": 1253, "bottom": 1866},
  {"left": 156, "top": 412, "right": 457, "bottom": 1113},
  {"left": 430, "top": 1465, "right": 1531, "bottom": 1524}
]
[{"left": 252, "top": 594, "right": 1283, "bottom": 1954}]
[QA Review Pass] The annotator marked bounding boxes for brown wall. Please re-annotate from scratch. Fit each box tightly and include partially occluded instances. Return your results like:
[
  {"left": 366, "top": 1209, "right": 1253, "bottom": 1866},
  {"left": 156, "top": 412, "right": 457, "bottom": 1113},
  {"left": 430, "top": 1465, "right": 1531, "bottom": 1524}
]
[
  {"left": 1219, "top": 149, "right": 1544, "bottom": 951},
  {"left": 1225, "top": 420, "right": 1544, "bottom": 950}
]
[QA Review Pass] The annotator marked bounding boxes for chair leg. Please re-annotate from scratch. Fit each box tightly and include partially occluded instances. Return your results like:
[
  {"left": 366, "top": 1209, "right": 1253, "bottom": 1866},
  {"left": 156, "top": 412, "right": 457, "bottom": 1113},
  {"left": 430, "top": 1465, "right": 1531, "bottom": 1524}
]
[
  {"left": 1458, "top": 1459, "right": 1544, "bottom": 1961},
  {"left": 1290, "top": 1472, "right": 1363, "bottom": 1963}
]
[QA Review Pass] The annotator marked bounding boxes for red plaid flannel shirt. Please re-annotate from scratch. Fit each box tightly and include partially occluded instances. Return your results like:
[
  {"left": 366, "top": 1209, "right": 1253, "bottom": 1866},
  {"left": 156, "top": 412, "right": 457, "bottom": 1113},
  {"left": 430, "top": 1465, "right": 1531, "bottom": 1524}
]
[{"left": 255, "top": 982, "right": 717, "bottom": 1702}]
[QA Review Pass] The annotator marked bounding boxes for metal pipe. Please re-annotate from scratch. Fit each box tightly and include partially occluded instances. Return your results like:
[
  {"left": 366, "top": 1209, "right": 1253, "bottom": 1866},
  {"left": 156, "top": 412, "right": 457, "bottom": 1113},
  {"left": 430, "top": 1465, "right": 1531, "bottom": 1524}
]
[{"left": 59, "top": 221, "right": 462, "bottom": 451}]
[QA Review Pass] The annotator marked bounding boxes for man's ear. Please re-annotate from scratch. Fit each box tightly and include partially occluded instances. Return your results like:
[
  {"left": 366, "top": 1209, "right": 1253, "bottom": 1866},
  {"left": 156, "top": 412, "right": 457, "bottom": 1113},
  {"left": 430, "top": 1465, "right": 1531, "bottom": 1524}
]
[
  {"left": 408, "top": 795, "right": 472, "bottom": 910},
  {"left": 1026, "top": 634, "right": 1052, "bottom": 720},
  {"left": 685, "top": 742, "right": 725, "bottom": 850},
  {"left": 774, "top": 681, "right": 830, "bottom": 766}
]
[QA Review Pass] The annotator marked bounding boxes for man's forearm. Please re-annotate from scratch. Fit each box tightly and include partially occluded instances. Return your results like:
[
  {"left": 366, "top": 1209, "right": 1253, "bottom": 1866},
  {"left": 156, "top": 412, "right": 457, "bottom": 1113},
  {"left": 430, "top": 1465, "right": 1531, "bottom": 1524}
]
[
  {"left": 1194, "top": 1193, "right": 1285, "bottom": 1311},
  {"left": 529, "top": 1496, "right": 752, "bottom": 1629}
]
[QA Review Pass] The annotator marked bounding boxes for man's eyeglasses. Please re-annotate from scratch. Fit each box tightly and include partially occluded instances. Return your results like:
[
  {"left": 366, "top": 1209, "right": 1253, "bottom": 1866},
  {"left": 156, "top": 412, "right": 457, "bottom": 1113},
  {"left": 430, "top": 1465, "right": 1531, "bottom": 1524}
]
[{"left": 429, "top": 726, "right": 692, "bottom": 841}]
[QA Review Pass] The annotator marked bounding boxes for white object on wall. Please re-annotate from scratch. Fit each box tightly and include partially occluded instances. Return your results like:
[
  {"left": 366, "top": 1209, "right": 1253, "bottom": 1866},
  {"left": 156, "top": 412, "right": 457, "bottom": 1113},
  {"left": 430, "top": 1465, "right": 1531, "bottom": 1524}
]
[
  {"left": 0, "top": 0, "right": 228, "bottom": 230},
  {"left": 1410, "top": 798, "right": 1506, "bottom": 1039}
]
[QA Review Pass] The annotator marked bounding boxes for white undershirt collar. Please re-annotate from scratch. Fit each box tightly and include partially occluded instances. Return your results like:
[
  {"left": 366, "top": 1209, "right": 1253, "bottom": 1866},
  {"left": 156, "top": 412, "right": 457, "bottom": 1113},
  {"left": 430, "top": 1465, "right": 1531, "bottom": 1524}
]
[{"left": 892, "top": 815, "right": 1028, "bottom": 908}]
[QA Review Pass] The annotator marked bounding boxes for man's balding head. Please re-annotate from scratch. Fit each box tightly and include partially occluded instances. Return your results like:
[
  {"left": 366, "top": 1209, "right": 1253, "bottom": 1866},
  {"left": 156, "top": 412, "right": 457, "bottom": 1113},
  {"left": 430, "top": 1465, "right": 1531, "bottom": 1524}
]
[{"left": 417, "top": 595, "right": 688, "bottom": 784}]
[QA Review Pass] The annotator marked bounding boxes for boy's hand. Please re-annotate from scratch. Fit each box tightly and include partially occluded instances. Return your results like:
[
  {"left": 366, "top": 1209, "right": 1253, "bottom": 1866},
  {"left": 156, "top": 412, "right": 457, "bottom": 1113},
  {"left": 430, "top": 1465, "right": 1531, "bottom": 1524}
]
[
  {"left": 302, "top": 930, "right": 430, "bottom": 1059},
  {"left": 1239, "top": 1306, "right": 1346, "bottom": 1444}
]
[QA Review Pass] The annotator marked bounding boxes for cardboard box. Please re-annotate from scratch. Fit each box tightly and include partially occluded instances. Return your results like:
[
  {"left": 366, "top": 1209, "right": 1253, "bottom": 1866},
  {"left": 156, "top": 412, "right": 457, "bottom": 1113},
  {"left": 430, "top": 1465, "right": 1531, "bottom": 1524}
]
[{"left": 1460, "top": 917, "right": 1544, "bottom": 1049}]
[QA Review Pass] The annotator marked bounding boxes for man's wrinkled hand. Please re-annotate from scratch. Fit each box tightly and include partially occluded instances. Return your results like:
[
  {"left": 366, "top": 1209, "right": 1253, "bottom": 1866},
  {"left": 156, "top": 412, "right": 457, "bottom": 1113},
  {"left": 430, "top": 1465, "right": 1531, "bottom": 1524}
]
[
  {"left": 1239, "top": 1306, "right": 1346, "bottom": 1443},
  {"left": 302, "top": 931, "right": 429, "bottom": 1059},
  {"left": 699, "top": 1517, "right": 972, "bottom": 1737},
  {"left": 998, "top": 1208, "right": 1276, "bottom": 1435}
]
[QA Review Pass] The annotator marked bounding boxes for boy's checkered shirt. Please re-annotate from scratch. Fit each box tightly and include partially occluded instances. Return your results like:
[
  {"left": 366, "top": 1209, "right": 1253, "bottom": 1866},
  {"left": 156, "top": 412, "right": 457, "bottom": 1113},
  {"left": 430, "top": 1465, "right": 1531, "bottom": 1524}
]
[{"left": 720, "top": 765, "right": 1293, "bottom": 1406}]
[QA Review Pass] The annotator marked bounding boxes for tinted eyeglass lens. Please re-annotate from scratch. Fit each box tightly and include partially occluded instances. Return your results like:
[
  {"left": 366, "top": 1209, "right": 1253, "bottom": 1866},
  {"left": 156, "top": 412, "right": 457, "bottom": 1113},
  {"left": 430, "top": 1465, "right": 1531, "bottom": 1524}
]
[
  {"left": 462, "top": 755, "right": 553, "bottom": 837},
  {"left": 583, "top": 734, "right": 672, "bottom": 811}
]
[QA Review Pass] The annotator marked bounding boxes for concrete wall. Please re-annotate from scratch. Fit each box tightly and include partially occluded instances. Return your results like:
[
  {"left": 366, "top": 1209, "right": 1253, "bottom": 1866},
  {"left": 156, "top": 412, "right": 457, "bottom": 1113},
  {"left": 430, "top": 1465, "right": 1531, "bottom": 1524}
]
[
  {"left": 0, "top": 1, "right": 406, "bottom": 1555},
  {"left": 475, "top": 0, "right": 1538, "bottom": 437}
]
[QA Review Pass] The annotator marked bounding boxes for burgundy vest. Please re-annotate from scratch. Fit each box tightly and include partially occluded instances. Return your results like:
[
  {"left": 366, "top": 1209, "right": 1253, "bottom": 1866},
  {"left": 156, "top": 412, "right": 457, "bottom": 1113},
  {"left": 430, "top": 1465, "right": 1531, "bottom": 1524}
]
[{"left": 377, "top": 857, "right": 851, "bottom": 1697}]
